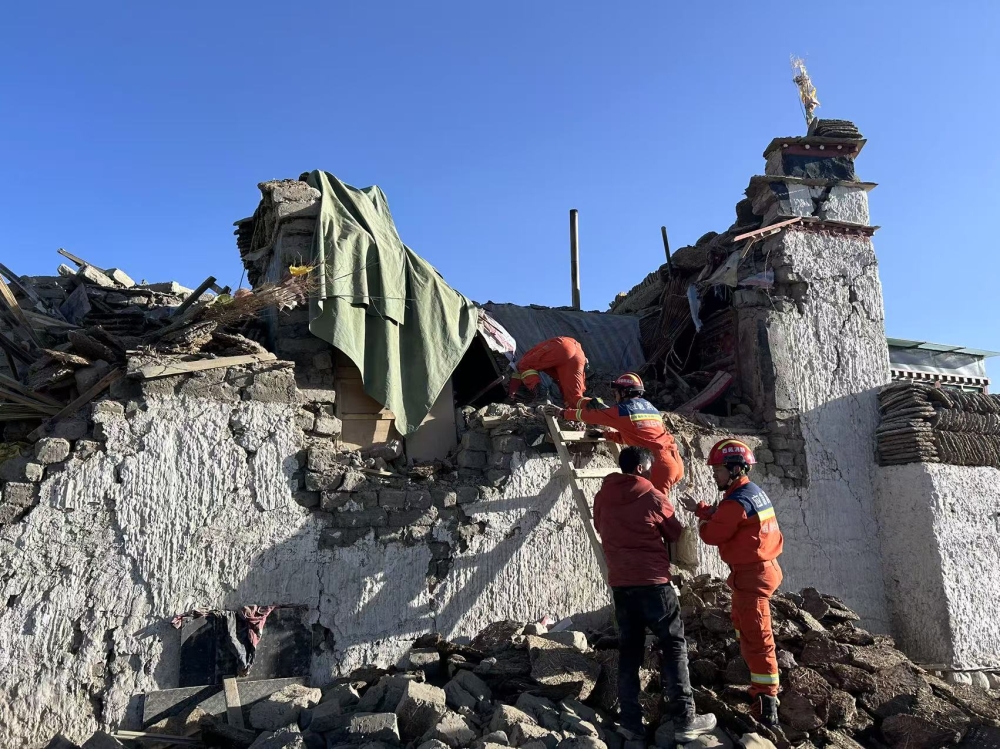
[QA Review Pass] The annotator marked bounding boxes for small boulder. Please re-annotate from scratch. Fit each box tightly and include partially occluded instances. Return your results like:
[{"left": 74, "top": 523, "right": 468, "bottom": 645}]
[
  {"left": 489, "top": 704, "right": 538, "bottom": 735},
  {"left": 34, "top": 438, "right": 71, "bottom": 465},
  {"left": 541, "top": 631, "right": 589, "bottom": 652},
  {"left": 249, "top": 684, "right": 322, "bottom": 732},
  {"left": 422, "top": 710, "right": 478, "bottom": 748},
  {"left": 395, "top": 680, "right": 448, "bottom": 742},
  {"left": 248, "top": 726, "right": 305, "bottom": 749}
]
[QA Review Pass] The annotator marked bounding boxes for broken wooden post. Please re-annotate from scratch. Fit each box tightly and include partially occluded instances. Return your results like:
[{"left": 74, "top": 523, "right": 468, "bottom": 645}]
[
  {"left": 661, "top": 225, "right": 673, "bottom": 275},
  {"left": 170, "top": 276, "right": 217, "bottom": 318},
  {"left": 223, "top": 677, "right": 245, "bottom": 728},
  {"left": 569, "top": 209, "right": 580, "bottom": 310}
]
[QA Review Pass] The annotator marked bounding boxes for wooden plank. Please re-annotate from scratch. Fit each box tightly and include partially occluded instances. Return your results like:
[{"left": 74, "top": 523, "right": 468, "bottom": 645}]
[
  {"left": 0, "top": 386, "right": 60, "bottom": 414},
  {"left": 0, "top": 263, "right": 45, "bottom": 309},
  {"left": 0, "top": 277, "right": 40, "bottom": 346},
  {"left": 557, "top": 430, "right": 604, "bottom": 443},
  {"left": 27, "top": 369, "right": 123, "bottom": 441},
  {"left": 545, "top": 415, "right": 608, "bottom": 582},
  {"left": 113, "top": 731, "right": 200, "bottom": 745},
  {"left": 572, "top": 466, "right": 617, "bottom": 479},
  {"left": 0, "top": 331, "right": 34, "bottom": 364},
  {"left": 23, "top": 309, "right": 77, "bottom": 330},
  {"left": 134, "top": 352, "right": 275, "bottom": 380},
  {"left": 0, "top": 373, "right": 64, "bottom": 407},
  {"left": 170, "top": 276, "right": 216, "bottom": 318},
  {"left": 57, "top": 247, "right": 105, "bottom": 270},
  {"left": 732, "top": 216, "right": 803, "bottom": 243},
  {"left": 223, "top": 677, "right": 244, "bottom": 728},
  {"left": 481, "top": 415, "right": 509, "bottom": 428}
]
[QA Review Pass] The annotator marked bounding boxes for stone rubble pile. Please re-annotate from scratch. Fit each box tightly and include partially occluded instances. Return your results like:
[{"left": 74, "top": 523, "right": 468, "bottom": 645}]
[
  {"left": 66, "top": 578, "right": 999, "bottom": 749},
  {"left": 0, "top": 252, "right": 310, "bottom": 431}
]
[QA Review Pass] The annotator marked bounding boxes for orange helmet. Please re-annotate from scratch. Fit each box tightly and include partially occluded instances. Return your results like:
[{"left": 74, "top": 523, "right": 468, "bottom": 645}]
[
  {"left": 611, "top": 372, "right": 644, "bottom": 393},
  {"left": 707, "top": 439, "right": 757, "bottom": 467}
]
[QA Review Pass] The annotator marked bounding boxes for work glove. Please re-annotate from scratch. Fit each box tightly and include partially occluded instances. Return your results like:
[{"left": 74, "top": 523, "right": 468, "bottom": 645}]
[
  {"left": 585, "top": 397, "right": 608, "bottom": 410},
  {"left": 538, "top": 404, "right": 562, "bottom": 418},
  {"left": 586, "top": 429, "right": 605, "bottom": 440}
]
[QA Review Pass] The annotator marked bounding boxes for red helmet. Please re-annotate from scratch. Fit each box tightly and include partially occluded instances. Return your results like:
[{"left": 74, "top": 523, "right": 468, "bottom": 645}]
[
  {"left": 707, "top": 439, "right": 757, "bottom": 467},
  {"left": 612, "top": 372, "right": 644, "bottom": 392}
]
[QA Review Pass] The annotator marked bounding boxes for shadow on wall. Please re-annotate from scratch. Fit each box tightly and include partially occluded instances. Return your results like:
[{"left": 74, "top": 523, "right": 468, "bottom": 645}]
[{"left": 220, "top": 470, "right": 609, "bottom": 685}]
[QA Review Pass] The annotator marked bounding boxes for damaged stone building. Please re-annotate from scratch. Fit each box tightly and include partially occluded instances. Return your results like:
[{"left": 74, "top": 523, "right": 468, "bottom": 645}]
[{"left": 0, "top": 118, "right": 998, "bottom": 749}]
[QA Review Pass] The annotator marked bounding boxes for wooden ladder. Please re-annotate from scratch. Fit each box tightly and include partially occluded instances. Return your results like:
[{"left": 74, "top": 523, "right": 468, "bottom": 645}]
[{"left": 544, "top": 415, "right": 621, "bottom": 583}]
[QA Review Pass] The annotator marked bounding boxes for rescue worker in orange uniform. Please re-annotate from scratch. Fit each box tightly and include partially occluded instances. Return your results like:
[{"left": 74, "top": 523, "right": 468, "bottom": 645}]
[
  {"left": 680, "top": 440, "right": 784, "bottom": 726},
  {"left": 507, "top": 336, "right": 590, "bottom": 408},
  {"left": 543, "top": 372, "right": 684, "bottom": 495}
]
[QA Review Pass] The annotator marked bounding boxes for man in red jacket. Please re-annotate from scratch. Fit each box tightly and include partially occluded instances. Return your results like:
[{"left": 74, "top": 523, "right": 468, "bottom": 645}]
[
  {"left": 595, "top": 446, "right": 716, "bottom": 743},
  {"left": 545, "top": 372, "right": 684, "bottom": 495},
  {"left": 681, "top": 439, "right": 784, "bottom": 726},
  {"left": 507, "top": 336, "right": 590, "bottom": 407}
]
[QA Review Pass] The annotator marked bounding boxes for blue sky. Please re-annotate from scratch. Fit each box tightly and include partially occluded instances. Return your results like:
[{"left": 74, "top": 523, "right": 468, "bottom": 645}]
[{"left": 2, "top": 2, "right": 998, "bottom": 363}]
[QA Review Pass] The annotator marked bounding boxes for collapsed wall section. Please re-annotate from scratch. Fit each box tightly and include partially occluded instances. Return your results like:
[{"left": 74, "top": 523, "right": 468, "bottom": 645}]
[{"left": 0, "top": 366, "right": 611, "bottom": 746}]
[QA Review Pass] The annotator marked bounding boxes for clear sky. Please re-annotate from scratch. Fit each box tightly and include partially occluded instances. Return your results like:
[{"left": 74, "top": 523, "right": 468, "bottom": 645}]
[{"left": 2, "top": 2, "right": 998, "bottom": 363}]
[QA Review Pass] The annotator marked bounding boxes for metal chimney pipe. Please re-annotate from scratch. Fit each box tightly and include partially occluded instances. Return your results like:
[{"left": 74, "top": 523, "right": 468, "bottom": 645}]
[{"left": 570, "top": 209, "right": 581, "bottom": 310}]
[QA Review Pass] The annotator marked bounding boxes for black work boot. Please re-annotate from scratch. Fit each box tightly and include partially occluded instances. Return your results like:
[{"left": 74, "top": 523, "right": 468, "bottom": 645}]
[{"left": 755, "top": 694, "right": 780, "bottom": 727}]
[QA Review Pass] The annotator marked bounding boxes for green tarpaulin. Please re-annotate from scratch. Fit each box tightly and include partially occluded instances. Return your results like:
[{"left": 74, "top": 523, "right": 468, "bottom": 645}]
[{"left": 304, "top": 170, "right": 478, "bottom": 435}]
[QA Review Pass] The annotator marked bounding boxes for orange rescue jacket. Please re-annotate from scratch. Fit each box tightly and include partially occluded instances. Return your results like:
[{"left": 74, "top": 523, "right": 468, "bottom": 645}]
[{"left": 696, "top": 476, "right": 783, "bottom": 568}]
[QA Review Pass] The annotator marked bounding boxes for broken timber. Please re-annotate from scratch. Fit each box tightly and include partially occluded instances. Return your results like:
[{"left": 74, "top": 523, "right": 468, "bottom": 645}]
[
  {"left": 133, "top": 352, "right": 276, "bottom": 380},
  {"left": 544, "top": 414, "right": 610, "bottom": 582},
  {"left": 27, "top": 368, "right": 124, "bottom": 441},
  {"left": 223, "top": 677, "right": 245, "bottom": 728}
]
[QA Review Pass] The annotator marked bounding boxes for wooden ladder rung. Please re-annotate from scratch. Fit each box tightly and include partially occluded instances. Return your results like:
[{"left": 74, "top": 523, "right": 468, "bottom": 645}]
[
  {"left": 572, "top": 466, "right": 617, "bottom": 479},
  {"left": 558, "top": 430, "right": 605, "bottom": 443}
]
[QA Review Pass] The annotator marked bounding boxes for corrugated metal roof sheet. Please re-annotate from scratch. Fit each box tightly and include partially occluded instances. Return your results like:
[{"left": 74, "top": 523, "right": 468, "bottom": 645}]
[{"left": 481, "top": 303, "right": 645, "bottom": 373}]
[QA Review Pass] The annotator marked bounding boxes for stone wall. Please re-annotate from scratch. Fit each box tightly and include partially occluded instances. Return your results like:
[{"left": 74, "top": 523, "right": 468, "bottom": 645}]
[
  {"left": 875, "top": 463, "right": 1000, "bottom": 672},
  {"left": 0, "top": 365, "right": 613, "bottom": 746}
]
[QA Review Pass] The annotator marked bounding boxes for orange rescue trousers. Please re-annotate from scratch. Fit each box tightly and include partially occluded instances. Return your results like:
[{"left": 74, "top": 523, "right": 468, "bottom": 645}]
[{"left": 728, "top": 559, "right": 783, "bottom": 697}]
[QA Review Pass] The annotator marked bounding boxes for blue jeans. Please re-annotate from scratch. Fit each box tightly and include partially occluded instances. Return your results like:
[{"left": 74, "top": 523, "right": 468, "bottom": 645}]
[{"left": 613, "top": 583, "right": 694, "bottom": 733}]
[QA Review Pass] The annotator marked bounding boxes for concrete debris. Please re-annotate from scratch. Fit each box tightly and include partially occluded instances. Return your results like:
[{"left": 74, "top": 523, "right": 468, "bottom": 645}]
[
  {"left": 72, "top": 573, "right": 1000, "bottom": 749},
  {"left": 0, "top": 251, "right": 310, "bottom": 439}
]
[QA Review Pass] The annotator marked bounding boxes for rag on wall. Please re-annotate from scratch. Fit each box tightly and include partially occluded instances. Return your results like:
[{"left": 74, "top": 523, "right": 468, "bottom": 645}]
[{"left": 170, "top": 605, "right": 276, "bottom": 676}]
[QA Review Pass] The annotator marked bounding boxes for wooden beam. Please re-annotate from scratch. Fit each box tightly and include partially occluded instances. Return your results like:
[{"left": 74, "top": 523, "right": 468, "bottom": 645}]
[
  {"left": 0, "top": 276, "right": 40, "bottom": 346},
  {"left": 57, "top": 247, "right": 103, "bottom": 271},
  {"left": 0, "top": 386, "right": 60, "bottom": 414},
  {"left": 0, "top": 331, "right": 34, "bottom": 364},
  {"left": 170, "top": 276, "right": 216, "bottom": 318},
  {"left": 112, "top": 731, "right": 200, "bottom": 745},
  {"left": 223, "top": 677, "right": 245, "bottom": 728},
  {"left": 27, "top": 369, "right": 123, "bottom": 441},
  {"left": 134, "top": 352, "right": 276, "bottom": 380},
  {"left": 572, "top": 466, "right": 617, "bottom": 479},
  {"left": 0, "top": 263, "right": 45, "bottom": 309},
  {"left": 0, "top": 373, "right": 64, "bottom": 407}
]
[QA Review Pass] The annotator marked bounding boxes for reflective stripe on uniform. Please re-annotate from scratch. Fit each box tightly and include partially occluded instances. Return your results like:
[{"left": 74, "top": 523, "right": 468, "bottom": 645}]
[
  {"left": 629, "top": 413, "right": 661, "bottom": 422},
  {"left": 757, "top": 507, "right": 776, "bottom": 522},
  {"left": 751, "top": 672, "right": 780, "bottom": 685},
  {"left": 520, "top": 369, "right": 539, "bottom": 377},
  {"left": 734, "top": 629, "right": 740, "bottom": 638},
  {"left": 575, "top": 409, "right": 583, "bottom": 421}
]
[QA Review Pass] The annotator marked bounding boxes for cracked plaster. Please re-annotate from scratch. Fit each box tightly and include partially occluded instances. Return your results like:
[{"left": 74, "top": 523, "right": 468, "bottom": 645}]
[{"left": 0, "top": 395, "right": 610, "bottom": 746}]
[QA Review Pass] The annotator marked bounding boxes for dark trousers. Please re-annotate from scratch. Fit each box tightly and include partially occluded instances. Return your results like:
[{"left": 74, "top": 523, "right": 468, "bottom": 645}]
[{"left": 613, "top": 583, "right": 694, "bottom": 732}]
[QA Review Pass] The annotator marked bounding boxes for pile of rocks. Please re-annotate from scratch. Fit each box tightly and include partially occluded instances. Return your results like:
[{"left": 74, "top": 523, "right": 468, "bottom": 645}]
[
  {"left": 0, "top": 252, "right": 310, "bottom": 432},
  {"left": 68, "top": 578, "right": 998, "bottom": 749}
]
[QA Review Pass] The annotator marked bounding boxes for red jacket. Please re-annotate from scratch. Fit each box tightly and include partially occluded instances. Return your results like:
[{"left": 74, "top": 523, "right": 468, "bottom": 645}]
[
  {"left": 696, "top": 476, "right": 783, "bottom": 568},
  {"left": 594, "top": 473, "right": 684, "bottom": 587}
]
